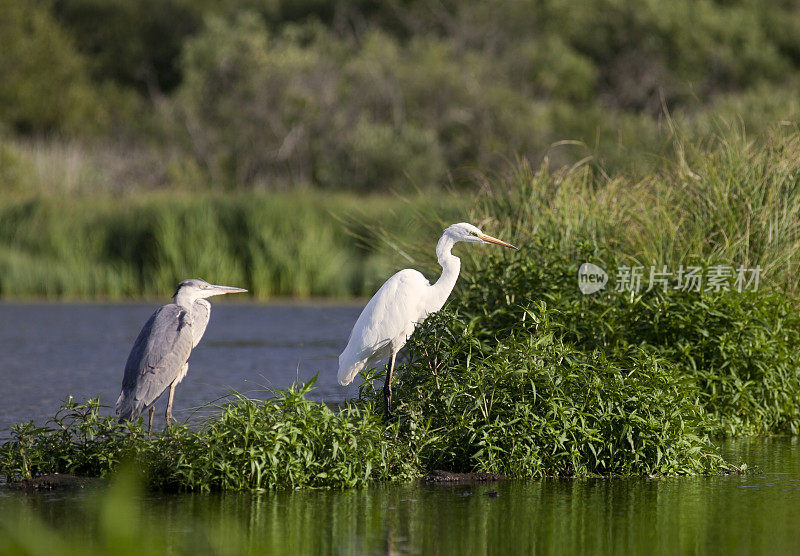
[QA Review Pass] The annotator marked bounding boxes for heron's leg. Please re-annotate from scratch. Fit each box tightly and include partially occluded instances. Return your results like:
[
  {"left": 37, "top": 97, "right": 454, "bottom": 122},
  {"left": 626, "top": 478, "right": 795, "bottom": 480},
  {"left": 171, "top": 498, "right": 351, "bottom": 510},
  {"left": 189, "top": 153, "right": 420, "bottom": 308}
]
[
  {"left": 148, "top": 407, "right": 155, "bottom": 438},
  {"left": 165, "top": 382, "right": 176, "bottom": 426},
  {"left": 383, "top": 350, "right": 397, "bottom": 419}
]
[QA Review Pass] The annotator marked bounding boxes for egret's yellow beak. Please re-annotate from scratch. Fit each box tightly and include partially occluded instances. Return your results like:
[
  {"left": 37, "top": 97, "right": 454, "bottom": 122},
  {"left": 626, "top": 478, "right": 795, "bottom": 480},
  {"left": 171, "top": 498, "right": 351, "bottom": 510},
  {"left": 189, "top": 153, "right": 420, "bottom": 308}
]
[{"left": 477, "top": 232, "right": 518, "bottom": 250}]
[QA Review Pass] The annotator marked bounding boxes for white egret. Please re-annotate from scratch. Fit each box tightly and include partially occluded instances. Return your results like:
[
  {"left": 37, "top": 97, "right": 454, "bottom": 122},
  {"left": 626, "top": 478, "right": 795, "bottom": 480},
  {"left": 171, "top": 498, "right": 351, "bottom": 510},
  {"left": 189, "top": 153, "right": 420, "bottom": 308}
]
[{"left": 337, "top": 222, "right": 517, "bottom": 416}]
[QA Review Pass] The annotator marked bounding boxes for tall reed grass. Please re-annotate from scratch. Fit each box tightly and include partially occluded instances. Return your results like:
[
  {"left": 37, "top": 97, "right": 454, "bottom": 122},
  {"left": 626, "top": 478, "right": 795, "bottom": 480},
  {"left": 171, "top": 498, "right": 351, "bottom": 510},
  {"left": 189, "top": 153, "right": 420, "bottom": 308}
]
[
  {"left": 473, "top": 125, "right": 800, "bottom": 294},
  {"left": 0, "top": 190, "right": 465, "bottom": 299}
]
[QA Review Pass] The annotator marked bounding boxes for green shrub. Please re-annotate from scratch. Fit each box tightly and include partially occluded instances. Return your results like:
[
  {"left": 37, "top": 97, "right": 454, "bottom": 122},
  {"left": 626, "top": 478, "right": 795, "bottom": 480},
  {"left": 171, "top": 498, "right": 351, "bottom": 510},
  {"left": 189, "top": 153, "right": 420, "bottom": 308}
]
[
  {"left": 0, "top": 382, "right": 418, "bottom": 490},
  {"left": 384, "top": 308, "right": 724, "bottom": 477},
  {"left": 0, "top": 398, "right": 142, "bottom": 481},
  {"left": 403, "top": 240, "right": 800, "bottom": 441},
  {"left": 147, "top": 381, "right": 417, "bottom": 491}
]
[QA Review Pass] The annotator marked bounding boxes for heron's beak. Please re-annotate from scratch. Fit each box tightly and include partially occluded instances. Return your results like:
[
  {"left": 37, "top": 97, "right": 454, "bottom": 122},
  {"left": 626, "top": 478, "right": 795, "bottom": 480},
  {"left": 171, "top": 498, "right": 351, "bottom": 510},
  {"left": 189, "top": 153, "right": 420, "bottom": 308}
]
[
  {"left": 477, "top": 232, "right": 518, "bottom": 250},
  {"left": 210, "top": 285, "right": 248, "bottom": 295}
]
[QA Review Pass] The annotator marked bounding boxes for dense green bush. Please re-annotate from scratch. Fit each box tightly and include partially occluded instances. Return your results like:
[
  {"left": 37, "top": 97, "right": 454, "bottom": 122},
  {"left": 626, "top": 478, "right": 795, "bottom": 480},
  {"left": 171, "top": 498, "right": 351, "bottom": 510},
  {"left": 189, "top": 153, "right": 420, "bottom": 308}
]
[
  {"left": 0, "top": 384, "right": 417, "bottom": 490},
  {"left": 391, "top": 239, "right": 800, "bottom": 450},
  {"left": 385, "top": 309, "right": 725, "bottom": 477},
  {"left": 147, "top": 382, "right": 416, "bottom": 491},
  {"left": 0, "top": 398, "right": 142, "bottom": 480}
]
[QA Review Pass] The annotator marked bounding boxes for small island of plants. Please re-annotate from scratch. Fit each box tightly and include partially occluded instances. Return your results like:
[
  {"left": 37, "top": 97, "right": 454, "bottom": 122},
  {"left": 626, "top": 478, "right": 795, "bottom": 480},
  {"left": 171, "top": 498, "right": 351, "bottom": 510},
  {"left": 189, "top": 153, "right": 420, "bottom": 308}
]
[{"left": 3, "top": 129, "right": 799, "bottom": 490}]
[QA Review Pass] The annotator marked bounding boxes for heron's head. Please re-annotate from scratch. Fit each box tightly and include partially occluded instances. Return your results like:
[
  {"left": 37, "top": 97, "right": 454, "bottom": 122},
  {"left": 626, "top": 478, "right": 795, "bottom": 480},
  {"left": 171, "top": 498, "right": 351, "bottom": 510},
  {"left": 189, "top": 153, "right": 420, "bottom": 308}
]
[
  {"left": 444, "top": 223, "right": 517, "bottom": 249},
  {"left": 174, "top": 279, "right": 248, "bottom": 301}
]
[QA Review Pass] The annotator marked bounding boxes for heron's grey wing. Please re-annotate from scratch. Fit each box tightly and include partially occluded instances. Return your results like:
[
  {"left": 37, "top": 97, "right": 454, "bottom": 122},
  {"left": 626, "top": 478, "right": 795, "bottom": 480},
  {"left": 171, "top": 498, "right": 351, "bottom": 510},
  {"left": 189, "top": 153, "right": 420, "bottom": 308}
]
[{"left": 116, "top": 304, "right": 194, "bottom": 420}]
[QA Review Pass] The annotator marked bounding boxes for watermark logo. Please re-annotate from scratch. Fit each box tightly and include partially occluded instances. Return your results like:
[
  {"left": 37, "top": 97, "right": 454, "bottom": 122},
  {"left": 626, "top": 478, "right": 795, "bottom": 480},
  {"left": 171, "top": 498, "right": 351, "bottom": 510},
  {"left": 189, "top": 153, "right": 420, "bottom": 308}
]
[
  {"left": 578, "top": 262, "right": 762, "bottom": 294},
  {"left": 578, "top": 263, "right": 608, "bottom": 295}
]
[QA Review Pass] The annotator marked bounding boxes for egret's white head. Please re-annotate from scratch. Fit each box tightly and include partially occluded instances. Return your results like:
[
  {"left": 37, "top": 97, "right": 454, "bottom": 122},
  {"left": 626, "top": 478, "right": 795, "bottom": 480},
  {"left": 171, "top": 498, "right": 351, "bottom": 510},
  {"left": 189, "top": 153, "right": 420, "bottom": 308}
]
[
  {"left": 444, "top": 223, "right": 518, "bottom": 249},
  {"left": 173, "top": 279, "right": 248, "bottom": 302}
]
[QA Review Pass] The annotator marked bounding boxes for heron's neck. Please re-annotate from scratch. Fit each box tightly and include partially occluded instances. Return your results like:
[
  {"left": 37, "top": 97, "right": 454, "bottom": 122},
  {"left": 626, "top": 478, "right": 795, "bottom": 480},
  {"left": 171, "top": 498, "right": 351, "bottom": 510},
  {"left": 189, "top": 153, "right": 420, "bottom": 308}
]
[
  {"left": 429, "top": 234, "right": 461, "bottom": 310},
  {"left": 174, "top": 291, "right": 199, "bottom": 310}
]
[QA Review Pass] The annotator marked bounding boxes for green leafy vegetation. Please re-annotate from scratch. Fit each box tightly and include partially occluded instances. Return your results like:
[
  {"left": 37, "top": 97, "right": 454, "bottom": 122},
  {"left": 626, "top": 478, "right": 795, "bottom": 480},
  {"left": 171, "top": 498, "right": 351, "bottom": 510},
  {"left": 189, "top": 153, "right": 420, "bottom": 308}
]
[
  {"left": 146, "top": 381, "right": 417, "bottom": 491},
  {"left": 0, "top": 398, "right": 140, "bottom": 481},
  {"left": 0, "top": 384, "right": 417, "bottom": 490},
  {"left": 383, "top": 244, "right": 800, "bottom": 482},
  {"left": 382, "top": 307, "right": 727, "bottom": 477},
  {"left": 0, "top": 371, "right": 730, "bottom": 489}
]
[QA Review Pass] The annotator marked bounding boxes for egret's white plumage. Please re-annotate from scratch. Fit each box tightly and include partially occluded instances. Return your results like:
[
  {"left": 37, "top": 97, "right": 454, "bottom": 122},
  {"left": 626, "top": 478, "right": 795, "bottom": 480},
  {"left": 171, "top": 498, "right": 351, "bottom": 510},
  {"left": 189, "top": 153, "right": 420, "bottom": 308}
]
[
  {"left": 337, "top": 268, "right": 431, "bottom": 385},
  {"left": 337, "top": 223, "right": 516, "bottom": 415}
]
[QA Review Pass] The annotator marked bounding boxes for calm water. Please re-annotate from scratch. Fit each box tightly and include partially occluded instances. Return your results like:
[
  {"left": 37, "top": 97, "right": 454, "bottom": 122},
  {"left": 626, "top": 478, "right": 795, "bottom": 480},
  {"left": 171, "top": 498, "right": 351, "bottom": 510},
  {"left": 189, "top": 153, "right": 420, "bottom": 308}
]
[
  {"left": 0, "top": 302, "right": 363, "bottom": 431},
  {"left": 2, "top": 439, "right": 800, "bottom": 553},
  {"left": 3, "top": 304, "right": 800, "bottom": 554}
]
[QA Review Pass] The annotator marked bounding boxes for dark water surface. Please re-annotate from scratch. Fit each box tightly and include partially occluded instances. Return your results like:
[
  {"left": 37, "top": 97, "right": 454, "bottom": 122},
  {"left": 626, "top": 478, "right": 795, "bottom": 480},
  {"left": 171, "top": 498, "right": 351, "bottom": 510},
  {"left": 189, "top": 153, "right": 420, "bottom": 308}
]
[
  {"left": 0, "top": 302, "right": 363, "bottom": 431},
  {"left": 2, "top": 439, "right": 800, "bottom": 554}
]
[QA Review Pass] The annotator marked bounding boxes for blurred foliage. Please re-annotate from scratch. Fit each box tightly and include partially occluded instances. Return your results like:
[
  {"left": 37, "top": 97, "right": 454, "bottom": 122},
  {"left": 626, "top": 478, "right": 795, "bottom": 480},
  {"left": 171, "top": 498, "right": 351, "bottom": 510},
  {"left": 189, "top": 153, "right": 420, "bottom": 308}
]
[
  {"left": 52, "top": 0, "right": 204, "bottom": 93},
  {"left": 0, "top": 0, "right": 106, "bottom": 134},
  {"left": 1, "top": 0, "right": 799, "bottom": 191},
  {"left": 1, "top": 125, "right": 799, "bottom": 301},
  {"left": 0, "top": 190, "right": 465, "bottom": 299}
]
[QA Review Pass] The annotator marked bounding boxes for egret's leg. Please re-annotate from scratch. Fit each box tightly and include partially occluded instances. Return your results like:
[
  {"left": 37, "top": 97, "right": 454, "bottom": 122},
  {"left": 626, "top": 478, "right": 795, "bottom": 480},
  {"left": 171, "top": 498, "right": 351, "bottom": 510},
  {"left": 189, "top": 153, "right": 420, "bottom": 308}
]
[
  {"left": 165, "top": 382, "right": 176, "bottom": 426},
  {"left": 383, "top": 350, "right": 397, "bottom": 419},
  {"left": 148, "top": 407, "right": 155, "bottom": 438}
]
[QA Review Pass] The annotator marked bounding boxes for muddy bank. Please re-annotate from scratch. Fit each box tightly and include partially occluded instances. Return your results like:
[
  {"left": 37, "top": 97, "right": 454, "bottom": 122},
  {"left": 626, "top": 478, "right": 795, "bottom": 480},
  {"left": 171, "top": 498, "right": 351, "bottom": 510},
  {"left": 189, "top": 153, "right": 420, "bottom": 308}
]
[
  {"left": 5, "top": 473, "right": 101, "bottom": 491},
  {"left": 421, "top": 470, "right": 506, "bottom": 483}
]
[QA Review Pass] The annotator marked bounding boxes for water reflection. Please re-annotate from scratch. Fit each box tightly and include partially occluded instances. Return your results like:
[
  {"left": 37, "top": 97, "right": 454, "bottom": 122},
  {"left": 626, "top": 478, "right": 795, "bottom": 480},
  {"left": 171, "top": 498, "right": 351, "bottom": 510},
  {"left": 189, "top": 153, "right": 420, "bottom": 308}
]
[{"left": 4, "top": 438, "right": 800, "bottom": 554}]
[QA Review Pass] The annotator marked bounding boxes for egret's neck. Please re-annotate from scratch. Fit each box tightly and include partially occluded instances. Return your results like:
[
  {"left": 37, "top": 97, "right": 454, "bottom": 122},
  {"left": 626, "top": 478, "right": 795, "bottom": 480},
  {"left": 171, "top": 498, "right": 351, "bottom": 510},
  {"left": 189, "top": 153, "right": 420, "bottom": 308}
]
[{"left": 429, "top": 234, "right": 461, "bottom": 311}]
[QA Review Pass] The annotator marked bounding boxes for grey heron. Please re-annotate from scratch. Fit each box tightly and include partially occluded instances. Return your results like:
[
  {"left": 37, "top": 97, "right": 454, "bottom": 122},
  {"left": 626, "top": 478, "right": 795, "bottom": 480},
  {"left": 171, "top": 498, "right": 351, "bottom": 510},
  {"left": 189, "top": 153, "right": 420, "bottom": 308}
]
[
  {"left": 115, "top": 278, "right": 247, "bottom": 433},
  {"left": 338, "top": 223, "right": 516, "bottom": 417}
]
